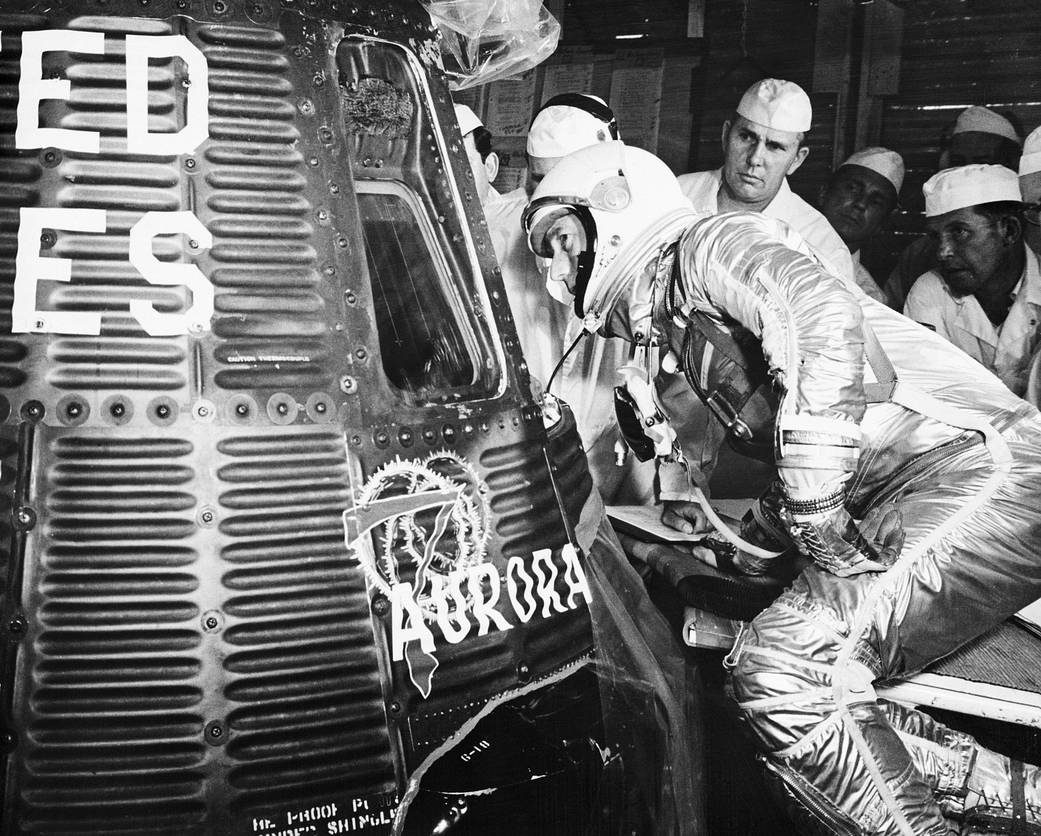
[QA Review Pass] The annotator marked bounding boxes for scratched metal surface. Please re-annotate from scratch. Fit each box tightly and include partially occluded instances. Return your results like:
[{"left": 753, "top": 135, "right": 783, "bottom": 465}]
[{"left": 0, "top": 2, "right": 596, "bottom": 833}]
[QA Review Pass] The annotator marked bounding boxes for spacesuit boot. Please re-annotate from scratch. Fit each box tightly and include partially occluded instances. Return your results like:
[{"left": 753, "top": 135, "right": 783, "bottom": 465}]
[
  {"left": 883, "top": 701, "right": 1041, "bottom": 835},
  {"left": 954, "top": 747, "right": 1041, "bottom": 835}
]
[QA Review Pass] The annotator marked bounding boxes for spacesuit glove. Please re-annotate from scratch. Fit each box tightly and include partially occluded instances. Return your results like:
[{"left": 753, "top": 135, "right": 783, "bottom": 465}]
[
  {"left": 732, "top": 481, "right": 795, "bottom": 576},
  {"left": 782, "top": 494, "right": 901, "bottom": 577}
]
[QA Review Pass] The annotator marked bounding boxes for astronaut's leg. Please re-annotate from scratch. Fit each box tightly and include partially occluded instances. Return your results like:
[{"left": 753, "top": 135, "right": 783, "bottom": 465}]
[
  {"left": 728, "top": 435, "right": 1041, "bottom": 836},
  {"left": 881, "top": 701, "right": 1041, "bottom": 833}
]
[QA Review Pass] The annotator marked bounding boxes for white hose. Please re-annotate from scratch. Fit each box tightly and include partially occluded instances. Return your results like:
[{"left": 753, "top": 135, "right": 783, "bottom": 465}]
[{"left": 691, "top": 486, "right": 785, "bottom": 562}]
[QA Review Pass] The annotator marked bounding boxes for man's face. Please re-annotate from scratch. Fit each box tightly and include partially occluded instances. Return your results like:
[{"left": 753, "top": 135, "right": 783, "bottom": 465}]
[
  {"left": 820, "top": 165, "right": 897, "bottom": 251},
  {"left": 540, "top": 212, "right": 588, "bottom": 295},
  {"left": 721, "top": 115, "right": 808, "bottom": 206},
  {"left": 525, "top": 155, "right": 561, "bottom": 197},
  {"left": 947, "top": 131, "right": 1012, "bottom": 167},
  {"left": 1020, "top": 171, "right": 1041, "bottom": 255},
  {"left": 462, "top": 132, "right": 495, "bottom": 204},
  {"left": 926, "top": 206, "right": 1013, "bottom": 297}
]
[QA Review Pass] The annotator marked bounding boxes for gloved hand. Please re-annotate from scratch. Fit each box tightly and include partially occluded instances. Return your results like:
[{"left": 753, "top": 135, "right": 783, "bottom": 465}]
[
  {"left": 782, "top": 497, "right": 903, "bottom": 577},
  {"left": 660, "top": 499, "right": 711, "bottom": 536},
  {"left": 857, "top": 502, "right": 905, "bottom": 566}
]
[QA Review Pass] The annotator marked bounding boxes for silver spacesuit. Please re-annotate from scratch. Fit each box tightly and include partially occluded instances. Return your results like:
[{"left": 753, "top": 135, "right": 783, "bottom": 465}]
[{"left": 524, "top": 140, "right": 1041, "bottom": 835}]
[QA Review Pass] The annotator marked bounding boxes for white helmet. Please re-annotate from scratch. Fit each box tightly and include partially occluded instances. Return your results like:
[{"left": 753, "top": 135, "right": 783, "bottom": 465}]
[{"left": 522, "top": 141, "right": 696, "bottom": 329}]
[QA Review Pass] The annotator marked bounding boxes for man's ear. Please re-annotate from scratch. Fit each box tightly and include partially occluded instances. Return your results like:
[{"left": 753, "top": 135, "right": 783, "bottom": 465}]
[
  {"left": 787, "top": 146, "right": 810, "bottom": 176},
  {"left": 721, "top": 120, "right": 732, "bottom": 155},
  {"left": 1000, "top": 214, "right": 1022, "bottom": 245},
  {"left": 484, "top": 151, "right": 499, "bottom": 185}
]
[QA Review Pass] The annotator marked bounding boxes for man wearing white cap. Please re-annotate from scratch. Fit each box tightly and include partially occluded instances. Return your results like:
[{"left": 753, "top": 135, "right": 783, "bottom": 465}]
[
  {"left": 454, "top": 103, "right": 499, "bottom": 206},
  {"left": 1018, "top": 127, "right": 1041, "bottom": 407},
  {"left": 1019, "top": 124, "right": 1041, "bottom": 256},
  {"left": 821, "top": 147, "right": 905, "bottom": 303},
  {"left": 884, "top": 105, "right": 1022, "bottom": 309},
  {"left": 481, "top": 94, "right": 651, "bottom": 502},
  {"left": 677, "top": 78, "right": 855, "bottom": 288},
  {"left": 946, "top": 105, "right": 1022, "bottom": 170},
  {"left": 903, "top": 164, "right": 1041, "bottom": 396}
]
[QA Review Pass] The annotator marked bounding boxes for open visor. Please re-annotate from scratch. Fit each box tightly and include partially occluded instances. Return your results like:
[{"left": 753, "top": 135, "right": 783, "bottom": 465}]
[{"left": 521, "top": 198, "right": 598, "bottom": 314}]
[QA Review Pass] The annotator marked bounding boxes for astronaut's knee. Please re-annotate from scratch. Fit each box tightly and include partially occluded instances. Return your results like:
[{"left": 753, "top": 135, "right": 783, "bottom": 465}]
[{"left": 727, "top": 617, "right": 841, "bottom": 752}]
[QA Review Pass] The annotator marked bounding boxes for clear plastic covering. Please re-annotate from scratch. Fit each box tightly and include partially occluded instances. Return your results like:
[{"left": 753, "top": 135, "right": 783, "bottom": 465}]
[{"left": 421, "top": 0, "right": 561, "bottom": 90}]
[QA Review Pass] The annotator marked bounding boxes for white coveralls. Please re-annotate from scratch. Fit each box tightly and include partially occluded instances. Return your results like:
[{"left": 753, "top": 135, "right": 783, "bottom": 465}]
[
  {"left": 485, "top": 187, "right": 654, "bottom": 502},
  {"left": 903, "top": 248, "right": 1041, "bottom": 398},
  {"left": 677, "top": 168, "right": 856, "bottom": 287},
  {"left": 656, "top": 212, "right": 1041, "bottom": 835}
]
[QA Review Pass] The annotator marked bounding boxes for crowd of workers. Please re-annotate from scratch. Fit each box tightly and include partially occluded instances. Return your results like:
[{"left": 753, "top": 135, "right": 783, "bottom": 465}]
[{"left": 450, "top": 79, "right": 1041, "bottom": 836}]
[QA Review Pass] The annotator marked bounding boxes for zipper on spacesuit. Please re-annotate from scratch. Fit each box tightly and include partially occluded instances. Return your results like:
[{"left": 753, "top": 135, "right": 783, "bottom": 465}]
[
  {"left": 761, "top": 755, "right": 862, "bottom": 836},
  {"left": 853, "top": 432, "right": 980, "bottom": 513}
]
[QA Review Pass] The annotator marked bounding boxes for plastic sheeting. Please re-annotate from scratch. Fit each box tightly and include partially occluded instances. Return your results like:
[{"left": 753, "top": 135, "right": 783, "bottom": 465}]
[
  {"left": 575, "top": 492, "right": 705, "bottom": 835},
  {"left": 421, "top": 0, "right": 560, "bottom": 89}
]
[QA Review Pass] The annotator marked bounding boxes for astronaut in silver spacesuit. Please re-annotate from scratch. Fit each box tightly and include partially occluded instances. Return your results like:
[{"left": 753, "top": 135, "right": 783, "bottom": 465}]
[{"left": 523, "top": 140, "right": 1041, "bottom": 835}]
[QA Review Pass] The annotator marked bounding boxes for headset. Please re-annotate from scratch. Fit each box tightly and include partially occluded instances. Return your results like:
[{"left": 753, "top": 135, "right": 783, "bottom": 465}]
[{"left": 532, "top": 93, "right": 620, "bottom": 140}]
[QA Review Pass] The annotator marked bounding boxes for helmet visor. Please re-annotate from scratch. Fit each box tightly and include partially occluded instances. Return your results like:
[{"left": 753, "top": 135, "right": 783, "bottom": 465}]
[{"left": 521, "top": 197, "right": 598, "bottom": 315}]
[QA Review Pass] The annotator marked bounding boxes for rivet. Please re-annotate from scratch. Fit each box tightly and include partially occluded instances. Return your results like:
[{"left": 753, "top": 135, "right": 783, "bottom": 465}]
[{"left": 14, "top": 507, "right": 35, "bottom": 530}]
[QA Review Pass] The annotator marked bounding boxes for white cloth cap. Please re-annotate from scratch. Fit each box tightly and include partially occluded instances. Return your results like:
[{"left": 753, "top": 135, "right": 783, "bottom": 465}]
[
  {"left": 841, "top": 147, "right": 905, "bottom": 193},
  {"left": 923, "top": 164, "right": 1021, "bottom": 217},
  {"left": 527, "top": 98, "right": 615, "bottom": 158},
  {"left": 736, "top": 78, "right": 812, "bottom": 133},
  {"left": 454, "top": 103, "right": 483, "bottom": 137},
  {"left": 1019, "top": 125, "right": 1041, "bottom": 176},
  {"left": 952, "top": 105, "right": 1021, "bottom": 145}
]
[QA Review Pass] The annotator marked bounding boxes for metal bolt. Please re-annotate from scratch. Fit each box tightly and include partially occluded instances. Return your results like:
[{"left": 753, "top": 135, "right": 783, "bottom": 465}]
[
  {"left": 110, "top": 402, "right": 125, "bottom": 418},
  {"left": 205, "top": 615, "right": 219, "bottom": 630},
  {"left": 314, "top": 401, "right": 326, "bottom": 413},
  {"left": 235, "top": 403, "right": 249, "bottom": 416},
  {"left": 372, "top": 595, "right": 390, "bottom": 617},
  {"left": 200, "top": 510, "right": 214, "bottom": 524},
  {"left": 184, "top": 157, "right": 196, "bottom": 169},
  {"left": 156, "top": 404, "right": 171, "bottom": 419},
  {"left": 65, "top": 402, "right": 82, "bottom": 418}
]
